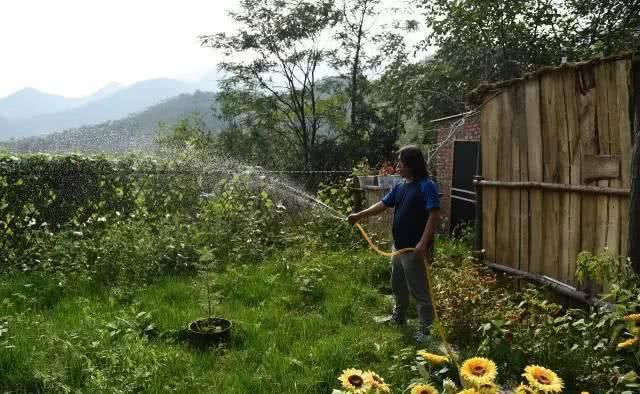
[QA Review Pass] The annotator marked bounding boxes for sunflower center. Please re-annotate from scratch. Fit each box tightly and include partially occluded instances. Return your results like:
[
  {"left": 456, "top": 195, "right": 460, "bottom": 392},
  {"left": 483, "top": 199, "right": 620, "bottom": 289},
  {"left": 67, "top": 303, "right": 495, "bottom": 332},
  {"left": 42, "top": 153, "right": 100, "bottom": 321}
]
[
  {"left": 536, "top": 374, "right": 551, "bottom": 385},
  {"left": 348, "top": 375, "right": 363, "bottom": 387},
  {"left": 418, "top": 391, "right": 429, "bottom": 394},
  {"left": 472, "top": 365, "right": 486, "bottom": 376}
]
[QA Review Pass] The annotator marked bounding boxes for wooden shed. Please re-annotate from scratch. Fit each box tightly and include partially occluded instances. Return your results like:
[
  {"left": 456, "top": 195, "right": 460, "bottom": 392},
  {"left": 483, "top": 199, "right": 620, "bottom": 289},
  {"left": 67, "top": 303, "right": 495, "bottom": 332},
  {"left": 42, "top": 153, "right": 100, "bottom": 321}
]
[{"left": 471, "top": 53, "right": 640, "bottom": 289}]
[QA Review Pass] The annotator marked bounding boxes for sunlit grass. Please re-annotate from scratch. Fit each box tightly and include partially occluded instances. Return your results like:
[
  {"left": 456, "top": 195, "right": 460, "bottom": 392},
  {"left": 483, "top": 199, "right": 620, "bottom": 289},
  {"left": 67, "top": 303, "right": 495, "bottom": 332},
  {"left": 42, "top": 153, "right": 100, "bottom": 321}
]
[{"left": 0, "top": 248, "right": 420, "bottom": 393}]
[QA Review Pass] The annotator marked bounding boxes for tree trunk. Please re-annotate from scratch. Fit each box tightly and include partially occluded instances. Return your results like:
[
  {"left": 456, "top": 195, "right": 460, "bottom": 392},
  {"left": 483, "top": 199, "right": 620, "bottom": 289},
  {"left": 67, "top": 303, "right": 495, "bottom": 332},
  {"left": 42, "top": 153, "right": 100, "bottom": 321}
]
[{"left": 350, "top": 1, "right": 368, "bottom": 138}]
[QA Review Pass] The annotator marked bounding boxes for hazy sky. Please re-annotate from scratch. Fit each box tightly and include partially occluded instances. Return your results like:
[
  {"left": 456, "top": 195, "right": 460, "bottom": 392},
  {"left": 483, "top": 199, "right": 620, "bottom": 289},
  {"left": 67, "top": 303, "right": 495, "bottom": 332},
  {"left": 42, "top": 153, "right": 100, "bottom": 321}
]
[{"left": 1, "top": 0, "right": 241, "bottom": 98}]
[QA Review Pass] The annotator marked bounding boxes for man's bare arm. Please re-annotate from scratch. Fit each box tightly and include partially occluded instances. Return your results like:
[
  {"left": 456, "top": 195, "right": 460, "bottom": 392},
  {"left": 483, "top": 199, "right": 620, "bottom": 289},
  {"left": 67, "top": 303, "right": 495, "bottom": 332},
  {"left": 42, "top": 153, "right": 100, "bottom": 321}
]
[{"left": 347, "top": 202, "right": 389, "bottom": 224}]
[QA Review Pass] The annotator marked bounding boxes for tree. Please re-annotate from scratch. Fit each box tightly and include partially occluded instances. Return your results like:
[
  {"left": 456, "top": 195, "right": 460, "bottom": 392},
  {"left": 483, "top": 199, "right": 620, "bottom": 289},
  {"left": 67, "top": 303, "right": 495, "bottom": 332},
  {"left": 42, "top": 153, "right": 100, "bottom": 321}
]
[
  {"left": 331, "top": 0, "right": 381, "bottom": 139},
  {"left": 413, "top": 0, "right": 640, "bottom": 122},
  {"left": 155, "top": 115, "right": 216, "bottom": 153},
  {"left": 214, "top": 90, "right": 292, "bottom": 169},
  {"left": 201, "top": 0, "right": 339, "bottom": 169},
  {"left": 568, "top": 0, "right": 640, "bottom": 57}
]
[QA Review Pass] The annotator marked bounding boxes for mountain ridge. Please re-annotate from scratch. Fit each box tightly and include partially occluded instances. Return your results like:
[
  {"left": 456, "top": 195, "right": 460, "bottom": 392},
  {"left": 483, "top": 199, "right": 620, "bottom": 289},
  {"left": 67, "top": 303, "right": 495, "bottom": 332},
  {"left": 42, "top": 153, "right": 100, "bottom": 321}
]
[
  {"left": 1, "top": 78, "right": 201, "bottom": 139},
  {"left": 0, "top": 71, "right": 220, "bottom": 140},
  {"left": 10, "top": 90, "right": 221, "bottom": 153}
]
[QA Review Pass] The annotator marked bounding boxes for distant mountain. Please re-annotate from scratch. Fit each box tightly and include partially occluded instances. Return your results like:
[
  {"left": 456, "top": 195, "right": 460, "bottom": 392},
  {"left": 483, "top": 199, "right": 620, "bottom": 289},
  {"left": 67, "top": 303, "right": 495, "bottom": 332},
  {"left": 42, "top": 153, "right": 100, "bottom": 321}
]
[
  {"left": 0, "top": 88, "right": 80, "bottom": 119},
  {"left": 84, "top": 82, "right": 123, "bottom": 103},
  {"left": 10, "top": 90, "right": 221, "bottom": 153},
  {"left": 0, "top": 84, "right": 127, "bottom": 121},
  {"left": 0, "top": 79, "right": 202, "bottom": 140}
]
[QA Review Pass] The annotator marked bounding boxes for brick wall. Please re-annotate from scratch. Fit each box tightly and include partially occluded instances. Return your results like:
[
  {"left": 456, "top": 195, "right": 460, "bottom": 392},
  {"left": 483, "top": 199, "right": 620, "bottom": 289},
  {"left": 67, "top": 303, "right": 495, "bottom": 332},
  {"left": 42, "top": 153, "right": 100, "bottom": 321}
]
[{"left": 433, "top": 113, "right": 480, "bottom": 233}]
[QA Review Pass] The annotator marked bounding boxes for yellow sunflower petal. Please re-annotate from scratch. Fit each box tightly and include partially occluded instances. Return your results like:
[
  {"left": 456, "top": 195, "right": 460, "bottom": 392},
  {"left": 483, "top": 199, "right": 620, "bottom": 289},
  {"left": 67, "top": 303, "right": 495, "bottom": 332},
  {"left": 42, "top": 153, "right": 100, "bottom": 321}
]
[
  {"left": 417, "top": 350, "right": 450, "bottom": 366},
  {"left": 522, "top": 365, "right": 564, "bottom": 393},
  {"left": 617, "top": 337, "right": 639, "bottom": 350},
  {"left": 457, "top": 390, "right": 480, "bottom": 394},
  {"left": 338, "top": 368, "right": 371, "bottom": 393},
  {"left": 410, "top": 383, "right": 439, "bottom": 394},
  {"left": 460, "top": 357, "right": 498, "bottom": 387},
  {"left": 477, "top": 382, "right": 498, "bottom": 394},
  {"left": 363, "top": 370, "right": 391, "bottom": 393},
  {"left": 514, "top": 385, "right": 534, "bottom": 394}
]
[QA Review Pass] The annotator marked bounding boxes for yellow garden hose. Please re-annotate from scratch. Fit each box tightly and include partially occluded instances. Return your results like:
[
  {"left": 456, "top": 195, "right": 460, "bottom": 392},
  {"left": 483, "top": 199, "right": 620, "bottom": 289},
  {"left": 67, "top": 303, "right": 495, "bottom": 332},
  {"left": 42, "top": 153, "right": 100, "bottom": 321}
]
[{"left": 354, "top": 223, "right": 459, "bottom": 367}]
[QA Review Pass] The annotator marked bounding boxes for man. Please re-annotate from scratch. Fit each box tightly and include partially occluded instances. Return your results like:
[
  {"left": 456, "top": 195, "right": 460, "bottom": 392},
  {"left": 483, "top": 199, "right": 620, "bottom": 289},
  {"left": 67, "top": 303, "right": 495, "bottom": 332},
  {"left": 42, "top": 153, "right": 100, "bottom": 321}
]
[{"left": 348, "top": 146, "right": 440, "bottom": 342}]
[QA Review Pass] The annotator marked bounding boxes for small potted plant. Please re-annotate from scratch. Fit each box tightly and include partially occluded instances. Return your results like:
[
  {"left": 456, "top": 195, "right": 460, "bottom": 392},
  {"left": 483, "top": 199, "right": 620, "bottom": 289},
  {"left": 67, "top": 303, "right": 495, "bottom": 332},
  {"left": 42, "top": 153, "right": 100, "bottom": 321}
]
[
  {"left": 377, "top": 160, "right": 400, "bottom": 189},
  {"left": 352, "top": 159, "right": 375, "bottom": 188},
  {"left": 187, "top": 246, "right": 232, "bottom": 347}
]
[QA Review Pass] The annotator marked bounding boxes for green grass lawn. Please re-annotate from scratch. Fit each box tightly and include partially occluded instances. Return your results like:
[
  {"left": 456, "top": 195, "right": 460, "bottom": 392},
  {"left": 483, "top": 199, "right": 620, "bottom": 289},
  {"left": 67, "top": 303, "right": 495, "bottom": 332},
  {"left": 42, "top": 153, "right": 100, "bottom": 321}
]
[{"left": 1, "top": 247, "right": 429, "bottom": 393}]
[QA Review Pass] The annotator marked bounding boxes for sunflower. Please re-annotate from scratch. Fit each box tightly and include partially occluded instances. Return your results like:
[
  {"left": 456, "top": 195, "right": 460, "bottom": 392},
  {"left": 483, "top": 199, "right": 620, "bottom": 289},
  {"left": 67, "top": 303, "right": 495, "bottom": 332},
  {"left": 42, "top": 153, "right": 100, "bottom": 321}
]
[
  {"left": 514, "top": 385, "right": 534, "bottom": 394},
  {"left": 456, "top": 390, "right": 480, "bottom": 394},
  {"left": 410, "top": 383, "right": 439, "bottom": 394},
  {"left": 522, "top": 365, "right": 564, "bottom": 393},
  {"left": 616, "top": 337, "right": 639, "bottom": 350},
  {"left": 417, "top": 350, "right": 450, "bottom": 366},
  {"left": 477, "top": 382, "right": 498, "bottom": 394},
  {"left": 363, "top": 370, "right": 391, "bottom": 393},
  {"left": 460, "top": 357, "right": 498, "bottom": 387},
  {"left": 338, "top": 368, "right": 371, "bottom": 393}
]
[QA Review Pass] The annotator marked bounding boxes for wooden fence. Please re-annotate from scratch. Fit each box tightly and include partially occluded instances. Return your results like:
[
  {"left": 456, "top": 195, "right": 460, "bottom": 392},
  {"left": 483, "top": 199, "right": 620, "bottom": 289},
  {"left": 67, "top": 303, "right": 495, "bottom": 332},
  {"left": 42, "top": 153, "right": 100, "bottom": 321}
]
[
  {"left": 360, "top": 186, "right": 394, "bottom": 246},
  {"left": 476, "top": 55, "right": 637, "bottom": 287}
]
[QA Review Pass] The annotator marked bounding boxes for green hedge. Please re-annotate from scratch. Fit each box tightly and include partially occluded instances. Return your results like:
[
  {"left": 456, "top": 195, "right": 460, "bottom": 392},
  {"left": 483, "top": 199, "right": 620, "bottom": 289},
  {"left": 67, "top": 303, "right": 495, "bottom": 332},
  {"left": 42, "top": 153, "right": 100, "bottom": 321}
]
[{"left": 0, "top": 154, "right": 205, "bottom": 262}]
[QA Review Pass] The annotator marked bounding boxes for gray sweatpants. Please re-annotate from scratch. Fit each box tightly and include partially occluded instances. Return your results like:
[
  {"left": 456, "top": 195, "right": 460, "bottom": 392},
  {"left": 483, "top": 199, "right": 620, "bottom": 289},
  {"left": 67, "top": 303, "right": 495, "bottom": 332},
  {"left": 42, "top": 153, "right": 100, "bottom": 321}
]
[{"left": 391, "top": 246, "right": 434, "bottom": 327}]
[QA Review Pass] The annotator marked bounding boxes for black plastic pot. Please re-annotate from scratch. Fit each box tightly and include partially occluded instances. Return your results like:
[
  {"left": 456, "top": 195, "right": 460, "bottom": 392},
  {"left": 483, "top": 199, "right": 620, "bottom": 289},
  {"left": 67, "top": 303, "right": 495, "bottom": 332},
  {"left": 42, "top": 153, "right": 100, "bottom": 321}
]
[{"left": 187, "top": 317, "right": 232, "bottom": 347}]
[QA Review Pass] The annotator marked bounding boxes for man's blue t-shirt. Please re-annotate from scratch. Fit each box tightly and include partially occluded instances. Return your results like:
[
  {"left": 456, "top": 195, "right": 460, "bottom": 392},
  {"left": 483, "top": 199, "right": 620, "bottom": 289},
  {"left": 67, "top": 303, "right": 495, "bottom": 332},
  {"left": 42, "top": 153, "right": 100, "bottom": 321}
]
[{"left": 382, "top": 177, "right": 440, "bottom": 249}]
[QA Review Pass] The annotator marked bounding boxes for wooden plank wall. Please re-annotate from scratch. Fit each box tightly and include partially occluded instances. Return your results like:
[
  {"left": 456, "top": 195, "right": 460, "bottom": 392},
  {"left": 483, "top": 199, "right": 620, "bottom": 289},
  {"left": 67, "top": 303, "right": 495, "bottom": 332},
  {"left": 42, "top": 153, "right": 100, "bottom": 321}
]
[
  {"left": 363, "top": 187, "right": 393, "bottom": 246},
  {"left": 481, "top": 59, "right": 635, "bottom": 285}
]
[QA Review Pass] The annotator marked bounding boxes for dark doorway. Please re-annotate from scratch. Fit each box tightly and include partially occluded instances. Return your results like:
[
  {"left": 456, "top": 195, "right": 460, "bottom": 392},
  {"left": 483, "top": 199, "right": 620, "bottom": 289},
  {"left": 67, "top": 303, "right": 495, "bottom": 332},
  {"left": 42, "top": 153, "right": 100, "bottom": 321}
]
[{"left": 450, "top": 140, "right": 480, "bottom": 236}]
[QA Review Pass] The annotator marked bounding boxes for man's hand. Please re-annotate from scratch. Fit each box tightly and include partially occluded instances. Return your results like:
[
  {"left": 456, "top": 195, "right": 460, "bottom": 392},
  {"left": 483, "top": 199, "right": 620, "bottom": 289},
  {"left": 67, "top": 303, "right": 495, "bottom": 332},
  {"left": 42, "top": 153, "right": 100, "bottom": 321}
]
[
  {"left": 347, "top": 213, "right": 361, "bottom": 224},
  {"left": 414, "top": 240, "right": 427, "bottom": 258}
]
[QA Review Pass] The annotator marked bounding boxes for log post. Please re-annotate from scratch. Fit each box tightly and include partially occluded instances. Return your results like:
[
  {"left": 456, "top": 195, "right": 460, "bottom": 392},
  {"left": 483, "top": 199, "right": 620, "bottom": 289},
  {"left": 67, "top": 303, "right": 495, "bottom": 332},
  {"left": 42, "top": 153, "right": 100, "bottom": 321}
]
[
  {"left": 629, "top": 55, "right": 640, "bottom": 273},
  {"left": 473, "top": 144, "right": 483, "bottom": 254}
]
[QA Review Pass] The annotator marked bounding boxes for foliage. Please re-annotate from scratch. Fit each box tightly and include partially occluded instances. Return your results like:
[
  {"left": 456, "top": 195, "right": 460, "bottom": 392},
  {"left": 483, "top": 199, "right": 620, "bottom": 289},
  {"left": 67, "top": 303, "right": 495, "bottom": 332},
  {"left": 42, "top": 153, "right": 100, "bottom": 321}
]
[
  {"left": 413, "top": 0, "right": 640, "bottom": 122},
  {"left": 432, "top": 242, "right": 640, "bottom": 393},
  {"left": 155, "top": 114, "right": 217, "bottom": 153},
  {"left": 4, "top": 149, "right": 640, "bottom": 393},
  {"left": 0, "top": 153, "right": 202, "bottom": 265},
  {"left": 14, "top": 219, "right": 199, "bottom": 287},
  {"left": 311, "top": 178, "right": 362, "bottom": 250},
  {"left": 352, "top": 158, "right": 372, "bottom": 176},
  {"left": 317, "top": 178, "right": 354, "bottom": 216},
  {"left": 214, "top": 90, "right": 293, "bottom": 169},
  {"left": 202, "top": 0, "right": 339, "bottom": 169},
  {"left": 576, "top": 250, "right": 635, "bottom": 291},
  {"left": 197, "top": 174, "right": 289, "bottom": 264}
]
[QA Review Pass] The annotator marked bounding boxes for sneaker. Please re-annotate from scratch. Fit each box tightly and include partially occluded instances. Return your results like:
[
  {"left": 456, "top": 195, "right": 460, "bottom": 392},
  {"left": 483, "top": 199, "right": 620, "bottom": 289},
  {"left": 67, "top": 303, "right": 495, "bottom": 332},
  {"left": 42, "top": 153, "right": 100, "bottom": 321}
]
[{"left": 414, "top": 325, "right": 432, "bottom": 343}]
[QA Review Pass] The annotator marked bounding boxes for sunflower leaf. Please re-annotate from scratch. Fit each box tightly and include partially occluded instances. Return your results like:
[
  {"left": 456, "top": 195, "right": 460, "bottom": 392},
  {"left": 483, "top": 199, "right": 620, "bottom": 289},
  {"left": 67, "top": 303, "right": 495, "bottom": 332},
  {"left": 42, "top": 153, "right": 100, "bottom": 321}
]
[{"left": 416, "top": 363, "right": 430, "bottom": 380}]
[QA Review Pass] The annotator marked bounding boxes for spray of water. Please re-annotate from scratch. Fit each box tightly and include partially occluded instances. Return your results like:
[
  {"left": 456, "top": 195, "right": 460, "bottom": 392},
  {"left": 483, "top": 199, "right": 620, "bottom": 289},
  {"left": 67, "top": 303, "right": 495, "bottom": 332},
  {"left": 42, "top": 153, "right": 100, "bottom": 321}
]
[{"left": 156, "top": 144, "right": 348, "bottom": 221}]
